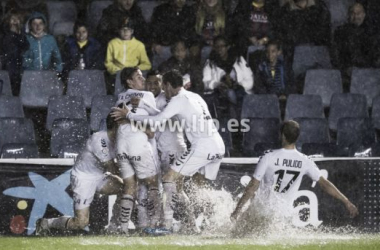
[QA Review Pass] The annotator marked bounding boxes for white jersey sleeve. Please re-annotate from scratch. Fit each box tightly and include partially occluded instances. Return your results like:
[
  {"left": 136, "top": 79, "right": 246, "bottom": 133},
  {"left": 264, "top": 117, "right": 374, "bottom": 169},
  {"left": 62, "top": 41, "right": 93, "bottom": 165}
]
[
  {"left": 89, "top": 133, "right": 114, "bottom": 163},
  {"left": 253, "top": 151, "right": 270, "bottom": 181},
  {"left": 305, "top": 157, "right": 322, "bottom": 182}
]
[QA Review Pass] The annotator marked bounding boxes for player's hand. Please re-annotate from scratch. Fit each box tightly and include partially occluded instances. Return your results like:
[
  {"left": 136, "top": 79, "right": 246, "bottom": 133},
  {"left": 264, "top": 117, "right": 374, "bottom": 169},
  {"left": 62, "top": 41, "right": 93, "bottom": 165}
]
[
  {"left": 345, "top": 201, "right": 359, "bottom": 218},
  {"left": 131, "top": 97, "right": 141, "bottom": 108},
  {"left": 111, "top": 102, "right": 130, "bottom": 121}
]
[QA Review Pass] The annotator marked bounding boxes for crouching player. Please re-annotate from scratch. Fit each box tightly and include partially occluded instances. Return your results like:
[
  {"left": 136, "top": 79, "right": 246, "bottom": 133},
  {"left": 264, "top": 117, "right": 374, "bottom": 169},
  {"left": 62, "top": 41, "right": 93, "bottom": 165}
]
[{"left": 35, "top": 115, "right": 123, "bottom": 235}]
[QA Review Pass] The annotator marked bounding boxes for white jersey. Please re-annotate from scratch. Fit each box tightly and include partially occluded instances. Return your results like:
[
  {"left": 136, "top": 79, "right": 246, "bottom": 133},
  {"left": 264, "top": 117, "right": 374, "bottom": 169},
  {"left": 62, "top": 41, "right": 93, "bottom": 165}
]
[
  {"left": 154, "top": 91, "right": 186, "bottom": 153},
  {"left": 130, "top": 88, "right": 219, "bottom": 145},
  {"left": 253, "top": 148, "right": 321, "bottom": 199},
  {"left": 116, "top": 89, "right": 157, "bottom": 115},
  {"left": 73, "top": 131, "right": 115, "bottom": 178}
]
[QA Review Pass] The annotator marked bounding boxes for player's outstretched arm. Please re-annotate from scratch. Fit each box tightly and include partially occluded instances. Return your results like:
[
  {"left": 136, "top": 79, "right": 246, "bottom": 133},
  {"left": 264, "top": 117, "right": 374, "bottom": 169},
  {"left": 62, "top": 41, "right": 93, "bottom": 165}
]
[
  {"left": 317, "top": 177, "right": 359, "bottom": 218},
  {"left": 111, "top": 103, "right": 130, "bottom": 121},
  {"left": 231, "top": 178, "right": 260, "bottom": 221}
]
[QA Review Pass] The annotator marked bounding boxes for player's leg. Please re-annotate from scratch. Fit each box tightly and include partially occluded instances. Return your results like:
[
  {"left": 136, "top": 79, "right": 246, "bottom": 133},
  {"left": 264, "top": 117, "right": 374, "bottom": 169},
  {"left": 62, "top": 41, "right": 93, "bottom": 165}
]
[
  {"left": 119, "top": 175, "right": 137, "bottom": 234},
  {"left": 142, "top": 174, "right": 161, "bottom": 228},
  {"left": 137, "top": 183, "right": 149, "bottom": 229}
]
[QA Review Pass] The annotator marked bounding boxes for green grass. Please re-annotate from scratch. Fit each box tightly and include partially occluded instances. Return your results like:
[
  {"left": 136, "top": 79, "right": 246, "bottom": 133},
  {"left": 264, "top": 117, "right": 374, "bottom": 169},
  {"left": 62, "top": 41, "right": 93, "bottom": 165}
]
[{"left": 1, "top": 235, "right": 380, "bottom": 250}]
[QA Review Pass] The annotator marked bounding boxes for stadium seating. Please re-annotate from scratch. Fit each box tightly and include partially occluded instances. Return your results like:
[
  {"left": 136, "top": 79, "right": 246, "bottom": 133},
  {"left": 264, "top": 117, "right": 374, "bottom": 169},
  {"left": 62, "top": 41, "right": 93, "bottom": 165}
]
[
  {"left": 139, "top": 0, "right": 160, "bottom": 23},
  {"left": 336, "top": 117, "right": 376, "bottom": 156},
  {"left": 1, "top": 143, "right": 39, "bottom": 158},
  {"left": 50, "top": 118, "right": 90, "bottom": 156},
  {"left": 303, "top": 69, "right": 343, "bottom": 107},
  {"left": 328, "top": 93, "right": 368, "bottom": 131},
  {"left": 90, "top": 95, "right": 117, "bottom": 131},
  {"left": 52, "top": 21, "right": 74, "bottom": 36},
  {"left": 46, "top": 1, "right": 77, "bottom": 34},
  {"left": 292, "top": 46, "right": 332, "bottom": 79},
  {"left": 301, "top": 143, "right": 338, "bottom": 157},
  {"left": 202, "top": 94, "right": 218, "bottom": 119},
  {"left": 0, "top": 118, "right": 36, "bottom": 151},
  {"left": 46, "top": 95, "right": 87, "bottom": 131},
  {"left": 217, "top": 117, "right": 233, "bottom": 157},
  {"left": 0, "top": 71, "right": 12, "bottom": 96},
  {"left": 242, "top": 118, "right": 280, "bottom": 156},
  {"left": 0, "top": 96, "right": 24, "bottom": 118},
  {"left": 201, "top": 46, "right": 213, "bottom": 66},
  {"left": 246, "top": 45, "right": 265, "bottom": 64},
  {"left": 294, "top": 118, "right": 330, "bottom": 151},
  {"left": 86, "top": 0, "right": 112, "bottom": 33},
  {"left": 371, "top": 96, "right": 380, "bottom": 131},
  {"left": 67, "top": 70, "right": 107, "bottom": 108},
  {"left": 241, "top": 94, "right": 280, "bottom": 120},
  {"left": 152, "top": 46, "right": 172, "bottom": 71},
  {"left": 284, "top": 94, "right": 324, "bottom": 121},
  {"left": 324, "top": 0, "right": 356, "bottom": 31},
  {"left": 114, "top": 71, "right": 125, "bottom": 96},
  {"left": 19, "top": 71, "right": 64, "bottom": 108},
  {"left": 350, "top": 68, "right": 380, "bottom": 108}
]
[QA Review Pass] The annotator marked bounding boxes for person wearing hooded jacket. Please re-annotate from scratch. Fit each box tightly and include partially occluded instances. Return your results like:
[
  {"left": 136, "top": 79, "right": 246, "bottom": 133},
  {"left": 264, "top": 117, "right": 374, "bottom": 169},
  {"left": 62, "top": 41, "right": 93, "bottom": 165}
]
[{"left": 22, "top": 12, "right": 63, "bottom": 73}]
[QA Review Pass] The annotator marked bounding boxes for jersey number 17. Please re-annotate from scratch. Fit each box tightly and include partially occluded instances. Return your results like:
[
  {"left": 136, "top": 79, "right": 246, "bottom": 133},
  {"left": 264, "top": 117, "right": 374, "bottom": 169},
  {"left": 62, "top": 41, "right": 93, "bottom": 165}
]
[{"left": 274, "top": 170, "right": 300, "bottom": 193}]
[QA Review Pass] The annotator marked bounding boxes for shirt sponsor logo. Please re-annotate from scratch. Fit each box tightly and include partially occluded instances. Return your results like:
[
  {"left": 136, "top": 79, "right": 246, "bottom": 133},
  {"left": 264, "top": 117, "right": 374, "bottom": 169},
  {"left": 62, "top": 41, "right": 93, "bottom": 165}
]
[
  {"left": 117, "top": 153, "right": 141, "bottom": 161},
  {"left": 207, "top": 153, "right": 223, "bottom": 161}
]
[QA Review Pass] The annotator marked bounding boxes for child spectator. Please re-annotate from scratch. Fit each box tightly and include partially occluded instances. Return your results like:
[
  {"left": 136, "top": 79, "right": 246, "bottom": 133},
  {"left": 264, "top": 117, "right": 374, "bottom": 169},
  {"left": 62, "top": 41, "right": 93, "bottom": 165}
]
[
  {"left": 254, "top": 40, "right": 291, "bottom": 99},
  {"left": 105, "top": 19, "right": 151, "bottom": 76},
  {"left": 0, "top": 10, "right": 29, "bottom": 95},
  {"left": 63, "top": 22, "right": 104, "bottom": 78},
  {"left": 97, "top": 0, "right": 148, "bottom": 46},
  {"left": 158, "top": 40, "right": 203, "bottom": 94},
  {"left": 22, "top": 12, "right": 63, "bottom": 72},
  {"left": 203, "top": 36, "right": 254, "bottom": 118}
]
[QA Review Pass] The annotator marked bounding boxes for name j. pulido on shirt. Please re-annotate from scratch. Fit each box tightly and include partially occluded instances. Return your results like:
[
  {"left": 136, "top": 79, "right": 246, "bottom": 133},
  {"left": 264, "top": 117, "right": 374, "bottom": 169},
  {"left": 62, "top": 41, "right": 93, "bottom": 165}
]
[{"left": 275, "top": 158, "right": 303, "bottom": 168}]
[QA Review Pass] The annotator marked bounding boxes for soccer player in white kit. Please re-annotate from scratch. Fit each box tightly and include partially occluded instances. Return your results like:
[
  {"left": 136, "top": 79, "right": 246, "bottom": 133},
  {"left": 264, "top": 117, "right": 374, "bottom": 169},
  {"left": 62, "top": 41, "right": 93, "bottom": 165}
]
[
  {"left": 115, "top": 67, "right": 162, "bottom": 234},
  {"left": 230, "top": 120, "right": 359, "bottom": 224},
  {"left": 112, "top": 70, "right": 225, "bottom": 234},
  {"left": 35, "top": 115, "right": 123, "bottom": 235}
]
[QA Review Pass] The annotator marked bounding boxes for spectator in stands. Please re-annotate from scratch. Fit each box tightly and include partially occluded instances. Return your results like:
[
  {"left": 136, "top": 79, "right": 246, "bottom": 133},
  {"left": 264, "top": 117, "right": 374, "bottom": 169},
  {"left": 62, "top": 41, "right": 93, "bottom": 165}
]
[
  {"left": 230, "top": 0, "right": 272, "bottom": 54},
  {"left": 97, "top": 0, "right": 149, "bottom": 46},
  {"left": 158, "top": 40, "right": 203, "bottom": 94},
  {"left": 150, "top": 0, "right": 197, "bottom": 52},
  {"left": 105, "top": 18, "right": 151, "bottom": 77},
  {"left": 4, "top": 0, "right": 48, "bottom": 27},
  {"left": 191, "top": 0, "right": 227, "bottom": 62},
  {"left": 0, "top": 10, "right": 29, "bottom": 96},
  {"left": 254, "top": 40, "right": 291, "bottom": 99},
  {"left": 22, "top": 12, "right": 63, "bottom": 73},
  {"left": 63, "top": 22, "right": 104, "bottom": 79},
  {"left": 203, "top": 36, "right": 253, "bottom": 118},
  {"left": 333, "top": 2, "right": 375, "bottom": 90}
]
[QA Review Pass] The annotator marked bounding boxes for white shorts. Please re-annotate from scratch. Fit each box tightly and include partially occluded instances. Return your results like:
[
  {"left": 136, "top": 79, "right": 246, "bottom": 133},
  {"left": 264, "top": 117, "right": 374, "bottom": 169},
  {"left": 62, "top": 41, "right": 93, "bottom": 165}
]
[
  {"left": 70, "top": 170, "right": 109, "bottom": 210},
  {"left": 159, "top": 150, "right": 185, "bottom": 174},
  {"left": 171, "top": 134, "right": 225, "bottom": 180},
  {"left": 117, "top": 125, "right": 159, "bottom": 180}
]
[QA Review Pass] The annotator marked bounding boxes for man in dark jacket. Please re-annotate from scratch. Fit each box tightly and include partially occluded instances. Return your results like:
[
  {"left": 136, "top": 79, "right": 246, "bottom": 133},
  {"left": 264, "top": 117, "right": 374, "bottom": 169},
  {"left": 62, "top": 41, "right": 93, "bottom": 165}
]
[{"left": 97, "top": 0, "right": 149, "bottom": 45}]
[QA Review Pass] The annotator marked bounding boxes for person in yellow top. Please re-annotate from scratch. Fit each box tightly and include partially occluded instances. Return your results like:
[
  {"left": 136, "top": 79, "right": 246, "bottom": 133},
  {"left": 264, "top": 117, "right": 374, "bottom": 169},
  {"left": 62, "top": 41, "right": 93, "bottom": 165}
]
[{"left": 105, "top": 19, "right": 151, "bottom": 75}]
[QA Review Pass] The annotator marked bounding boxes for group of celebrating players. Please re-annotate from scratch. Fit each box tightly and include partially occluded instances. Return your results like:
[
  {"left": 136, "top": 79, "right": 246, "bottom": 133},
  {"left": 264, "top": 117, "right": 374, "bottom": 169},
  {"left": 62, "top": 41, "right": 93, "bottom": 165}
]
[{"left": 35, "top": 67, "right": 358, "bottom": 237}]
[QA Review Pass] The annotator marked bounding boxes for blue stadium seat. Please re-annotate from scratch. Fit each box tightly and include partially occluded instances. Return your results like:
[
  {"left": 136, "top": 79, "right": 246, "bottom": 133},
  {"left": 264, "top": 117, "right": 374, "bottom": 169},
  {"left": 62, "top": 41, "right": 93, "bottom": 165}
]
[
  {"left": 350, "top": 68, "right": 380, "bottom": 108},
  {"left": 114, "top": 71, "right": 125, "bottom": 96},
  {"left": 50, "top": 118, "right": 90, "bottom": 157},
  {"left": 0, "top": 118, "right": 35, "bottom": 151},
  {"left": 337, "top": 117, "right": 376, "bottom": 156},
  {"left": 46, "top": 1, "right": 77, "bottom": 34},
  {"left": 294, "top": 118, "right": 330, "bottom": 151},
  {"left": 217, "top": 117, "right": 233, "bottom": 157},
  {"left": 301, "top": 143, "right": 338, "bottom": 157},
  {"left": 372, "top": 96, "right": 380, "bottom": 131},
  {"left": 19, "top": 70, "right": 64, "bottom": 108},
  {"left": 292, "top": 46, "right": 332, "bottom": 78},
  {"left": 46, "top": 95, "right": 87, "bottom": 131},
  {"left": 324, "top": 0, "right": 356, "bottom": 31},
  {"left": 90, "top": 95, "right": 117, "bottom": 131},
  {"left": 241, "top": 94, "right": 280, "bottom": 120},
  {"left": 328, "top": 93, "right": 368, "bottom": 131},
  {"left": 67, "top": 70, "right": 107, "bottom": 108},
  {"left": 52, "top": 21, "right": 74, "bottom": 36},
  {"left": 242, "top": 118, "right": 280, "bottom": 156},
  {"left": 139, "top": 0, "right": 160, "bottom": 23},
  {"left": 0, "top": 96, "right": 24, "bottom": 118},
  {"left": 285, "top": 94, "right": 324, "bottom": 121},
  {"left": 87, "top": 0, "right": 112, "bottom": 33},
  {"left": 0, "top": 71, "right": 12, "bottom": 96},
  {"left": 1, "top": 143, "right": 39, "bottom": 158},
  {"left": 152, "top": 46, "right": 171, "bottom": 70},
  {"left": 303, "top": 69, "right": 342, "bottom": 107},
  {"left": 246, "top": 45, "right": 265, "bottom": 64}
]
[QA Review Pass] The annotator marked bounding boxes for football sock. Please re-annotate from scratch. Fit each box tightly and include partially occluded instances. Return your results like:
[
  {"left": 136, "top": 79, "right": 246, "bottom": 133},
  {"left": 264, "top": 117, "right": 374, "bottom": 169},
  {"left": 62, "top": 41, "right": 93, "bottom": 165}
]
[
  {"left": 120, "top": 194, "right": 134, "bottom": 233},
  {"left": 162, "top": 181, "right": 178, "bottom": 229},
  {"left": 109, "top": 195, "right": 121, "bottom": 228},
  {"left": 148, "top": 187, "right": 162, "bottom": 228},
  {"left": 137, "top": 184, "right": 149, "bottom": 228},
  {"left": 47, "top": 217, "right": 70, "bottom": 230}
]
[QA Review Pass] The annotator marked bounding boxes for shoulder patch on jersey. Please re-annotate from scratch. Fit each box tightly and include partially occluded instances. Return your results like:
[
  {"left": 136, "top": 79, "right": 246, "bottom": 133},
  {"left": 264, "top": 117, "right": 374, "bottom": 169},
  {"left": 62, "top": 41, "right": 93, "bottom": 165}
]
[{"left": 101, "top": 139, "right": 107, "bottom": 148}]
